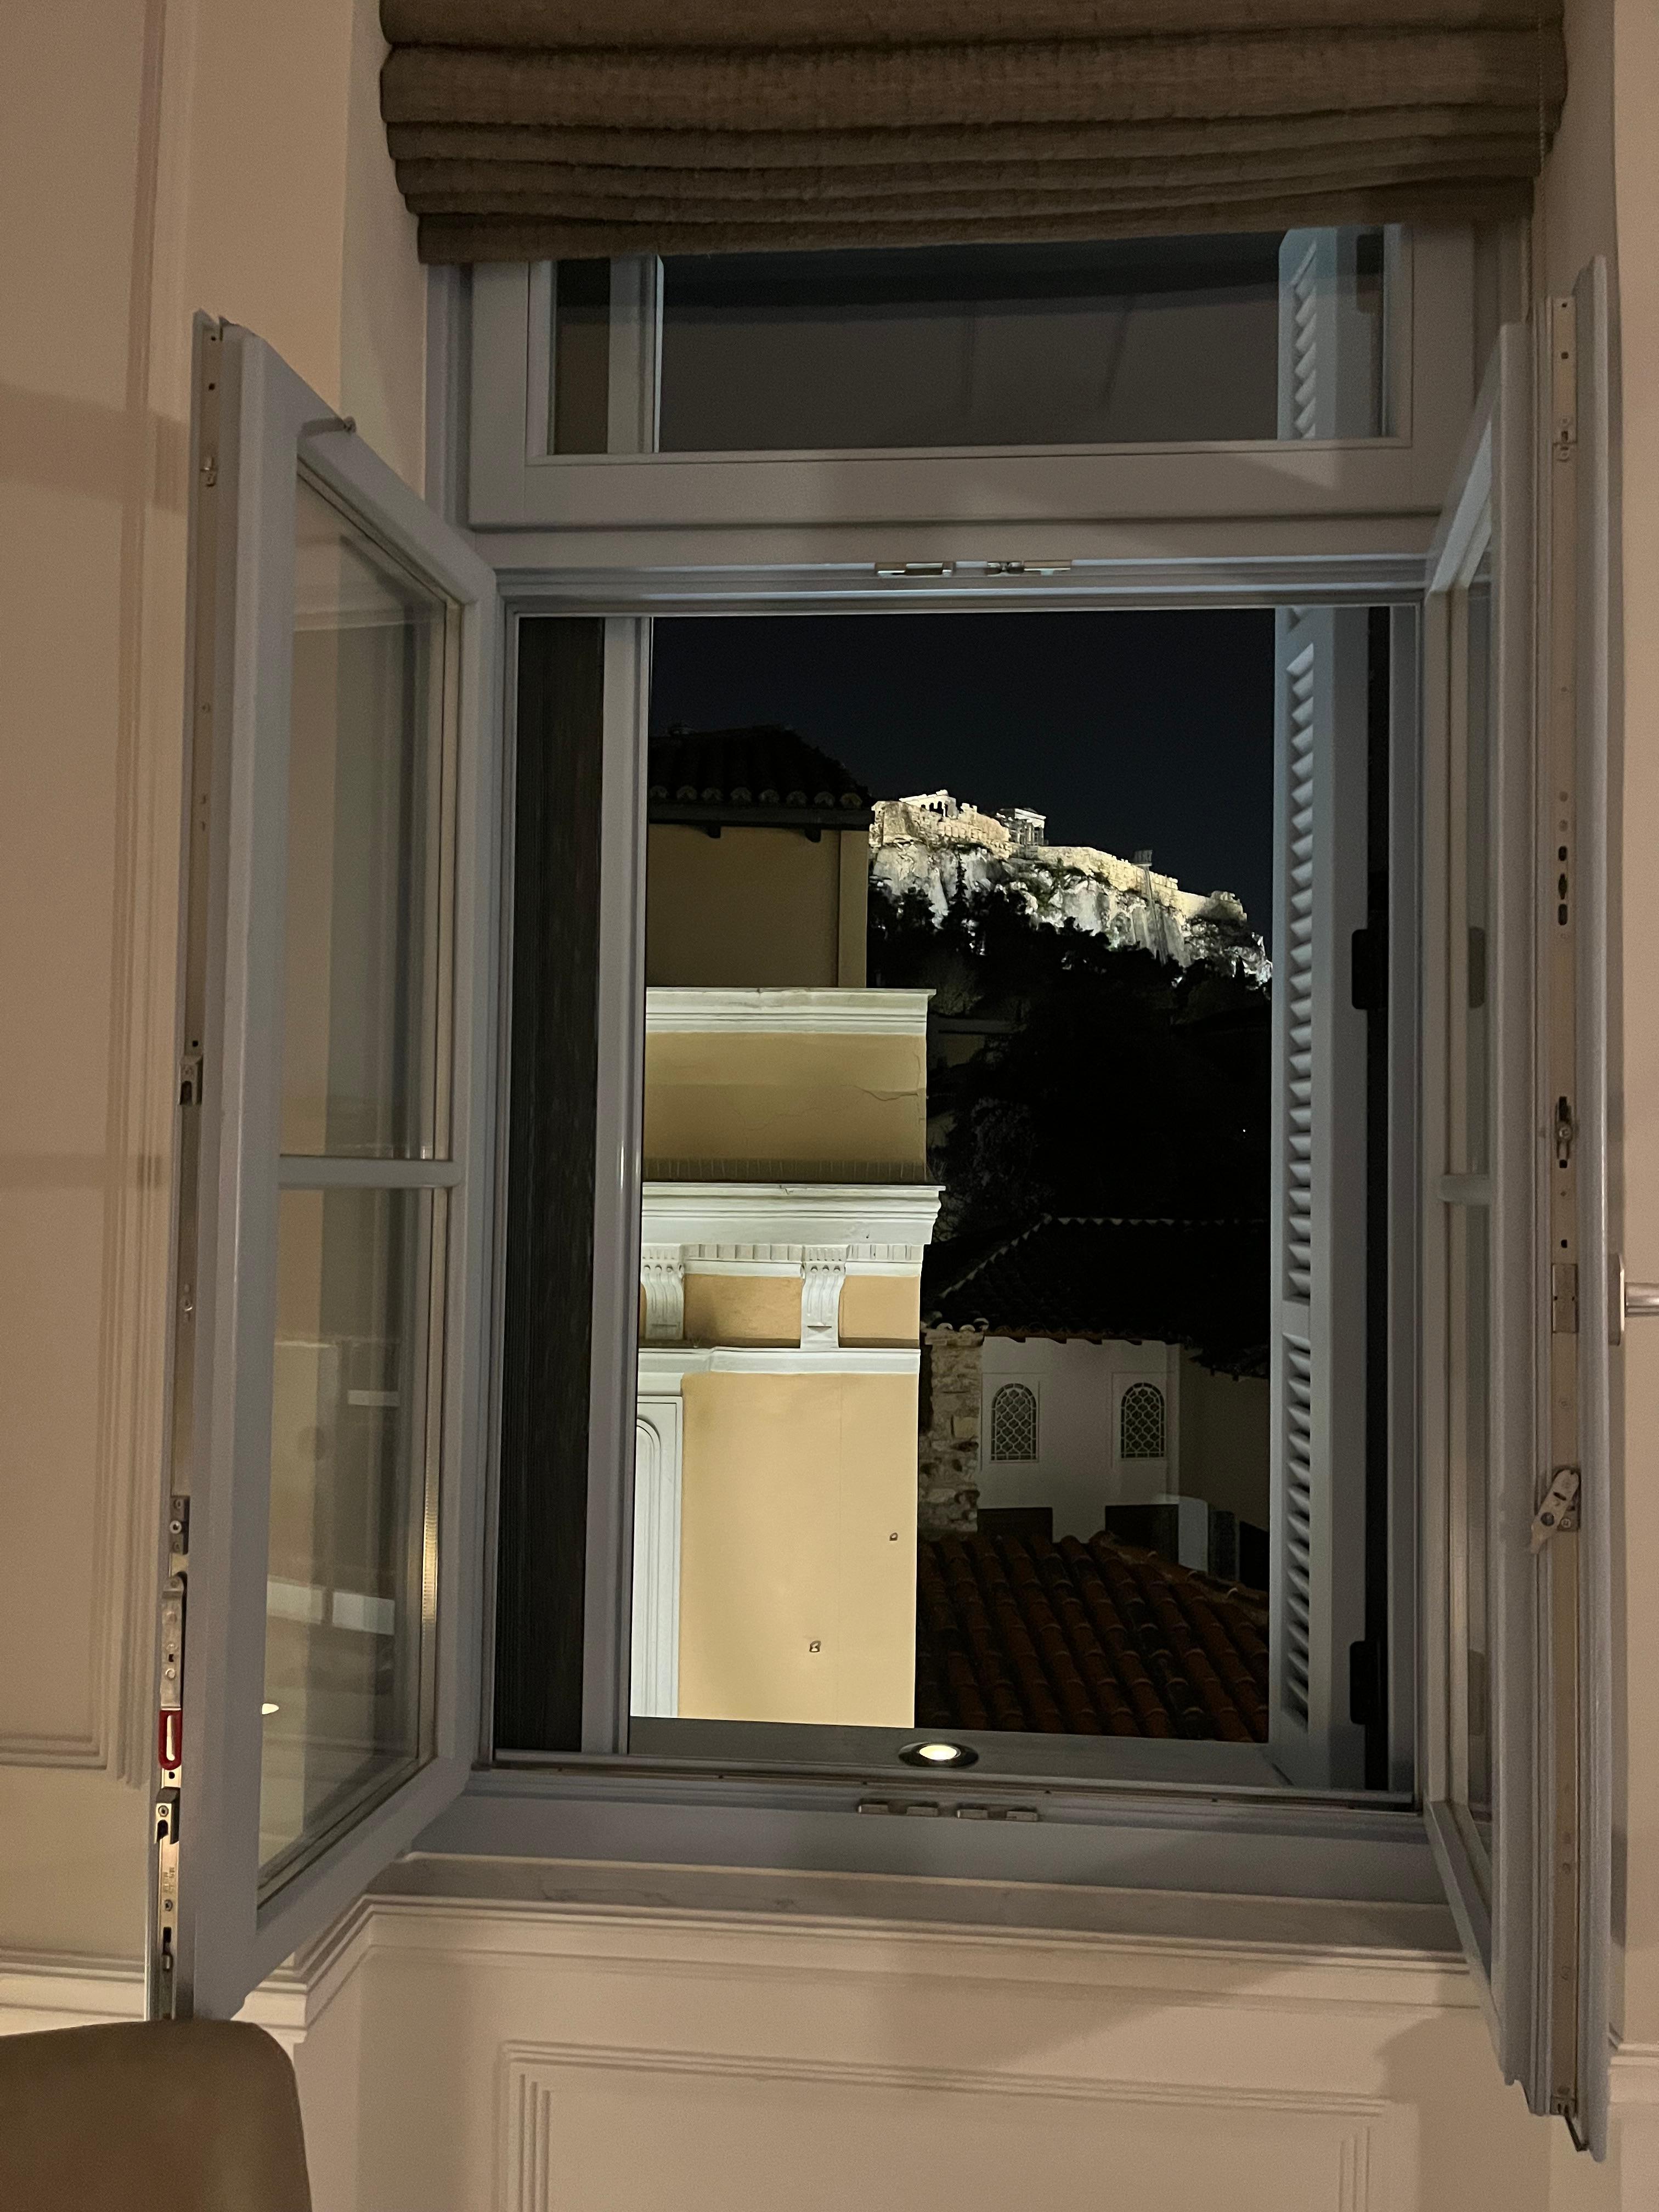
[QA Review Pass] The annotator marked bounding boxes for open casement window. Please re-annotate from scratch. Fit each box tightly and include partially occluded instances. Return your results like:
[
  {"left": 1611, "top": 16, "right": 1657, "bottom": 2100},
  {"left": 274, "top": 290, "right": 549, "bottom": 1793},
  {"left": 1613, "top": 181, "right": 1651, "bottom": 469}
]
[
  {"left": 1421, "top": 287, "right": 1612, "bottom": 2149},
  {"left": 1267, "top": 605, "right": 1370, "bottom": 1790},
  {"left": 156, "top": 324, "right": 499, "bottom": 2022}
]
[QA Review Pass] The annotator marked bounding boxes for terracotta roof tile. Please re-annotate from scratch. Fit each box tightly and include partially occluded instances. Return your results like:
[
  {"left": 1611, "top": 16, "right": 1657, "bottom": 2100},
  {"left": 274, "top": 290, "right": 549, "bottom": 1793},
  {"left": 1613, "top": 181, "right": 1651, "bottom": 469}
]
[{"left": 915, "top": 1529, "right": 1269, "bottom": 1743}]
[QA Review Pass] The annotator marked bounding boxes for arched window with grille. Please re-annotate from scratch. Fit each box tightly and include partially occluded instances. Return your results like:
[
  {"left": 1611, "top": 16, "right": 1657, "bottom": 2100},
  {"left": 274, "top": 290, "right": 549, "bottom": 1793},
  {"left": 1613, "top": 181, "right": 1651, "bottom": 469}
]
[
  {"left": 988, "top": 1383, "right": 1038, "bottom": 1463},
  {"left": 1119, "top": 1381, "right": 1166, "bottom": 1460}
]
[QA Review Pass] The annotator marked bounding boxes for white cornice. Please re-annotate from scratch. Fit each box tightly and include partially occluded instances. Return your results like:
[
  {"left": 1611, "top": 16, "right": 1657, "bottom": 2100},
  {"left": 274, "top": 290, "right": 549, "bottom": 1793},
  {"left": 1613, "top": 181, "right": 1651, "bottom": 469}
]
[
  {"left": 639, "top": 1346, "right": 921, "bottom": 1390},
  {"left": 642, "top": 1182, "right": 941, "bottom": 1254},
  {"left": 646, "top": 987, "right": 932, "bottom": 1037}
]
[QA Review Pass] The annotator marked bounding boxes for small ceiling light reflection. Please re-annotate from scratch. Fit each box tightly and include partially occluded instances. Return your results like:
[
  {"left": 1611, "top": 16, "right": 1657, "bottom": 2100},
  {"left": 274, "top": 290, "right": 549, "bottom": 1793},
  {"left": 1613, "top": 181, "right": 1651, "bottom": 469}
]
[
  {"left": 898, "top": 1739, "right": 977, "bottom": 1769},
  {"left": 261, "top": 1702, "right": 279, "bottom": 1717}
]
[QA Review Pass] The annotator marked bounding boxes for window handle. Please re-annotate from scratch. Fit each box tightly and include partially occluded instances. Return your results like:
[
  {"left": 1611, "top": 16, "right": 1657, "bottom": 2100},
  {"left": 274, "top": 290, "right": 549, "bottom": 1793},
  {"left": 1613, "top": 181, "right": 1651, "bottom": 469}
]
[{"left": 1612, "top": 1254, "right": 1659, "bottom": 1346}]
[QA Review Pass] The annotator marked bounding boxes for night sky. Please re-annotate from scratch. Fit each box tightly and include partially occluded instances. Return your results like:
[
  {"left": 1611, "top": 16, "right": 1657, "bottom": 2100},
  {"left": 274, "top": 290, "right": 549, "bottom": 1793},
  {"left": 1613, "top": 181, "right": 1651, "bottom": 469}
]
[{"left": 650, "top": 610, "right": 1277, "bottom": 929}]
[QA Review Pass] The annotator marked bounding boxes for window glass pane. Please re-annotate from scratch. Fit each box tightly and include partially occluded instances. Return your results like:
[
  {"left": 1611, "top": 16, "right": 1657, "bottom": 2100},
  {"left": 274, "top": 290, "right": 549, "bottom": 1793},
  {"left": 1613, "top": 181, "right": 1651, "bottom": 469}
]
[
  {"left": 261, "top": 1184, "right": 443, "bottom": 1893},
  {"left": 283, "top": 477, "right": 451, "bottom": 1160},
  {"left": 551, "top": 258, "right": 611, "bottom": 455},
  {"left": 659, "top": 232, "right": 1389, "bottom": 454}
]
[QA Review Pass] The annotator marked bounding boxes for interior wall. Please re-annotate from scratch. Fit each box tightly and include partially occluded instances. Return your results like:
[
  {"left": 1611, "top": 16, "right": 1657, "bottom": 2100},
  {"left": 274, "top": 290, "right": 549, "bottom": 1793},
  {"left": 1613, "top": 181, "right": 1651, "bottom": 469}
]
[
  {"left": 1177, "top": 1353, "right": 1272, "bottom": 1531},
  {"left": 0, "top": 0, "right": 426, "bottom": 1962},
  {"left": 307, "top": 1886, "right": 1601, "bottom": 2212}
]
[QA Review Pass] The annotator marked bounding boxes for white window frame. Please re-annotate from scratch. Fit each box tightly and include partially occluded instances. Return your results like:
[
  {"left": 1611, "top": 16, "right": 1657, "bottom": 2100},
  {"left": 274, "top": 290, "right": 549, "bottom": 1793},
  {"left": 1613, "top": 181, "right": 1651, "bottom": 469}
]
[
  {"left": 157, "top": 320, "right": 500, "bottom": 2023},
  {"left": 1415, "top": 279, "right": 1613, "bottom": 2148},
  {"left": 465, "top": 229, "right": 1470, "bottom": 557}
]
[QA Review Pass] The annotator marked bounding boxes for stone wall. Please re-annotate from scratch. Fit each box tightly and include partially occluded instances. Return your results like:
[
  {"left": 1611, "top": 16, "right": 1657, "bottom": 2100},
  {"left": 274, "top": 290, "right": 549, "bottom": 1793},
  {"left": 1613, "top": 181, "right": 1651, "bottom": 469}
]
[{"left": 917, "top": 1327, "right": 983, "bottom": 1533}]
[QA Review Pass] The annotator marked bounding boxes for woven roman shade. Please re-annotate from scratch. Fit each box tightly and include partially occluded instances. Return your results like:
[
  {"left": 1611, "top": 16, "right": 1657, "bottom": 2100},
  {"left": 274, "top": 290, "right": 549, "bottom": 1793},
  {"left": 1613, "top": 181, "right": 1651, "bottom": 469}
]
[{"left": 380, "top": 1, "right": 1565, "bottom": 264}]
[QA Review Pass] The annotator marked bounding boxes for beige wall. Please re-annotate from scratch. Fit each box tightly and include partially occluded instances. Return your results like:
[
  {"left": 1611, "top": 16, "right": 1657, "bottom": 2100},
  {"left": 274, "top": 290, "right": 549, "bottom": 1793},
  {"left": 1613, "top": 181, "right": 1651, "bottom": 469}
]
[
  {"left": 647, "top": 1273, "right": 919, "bottom": 1348},
  {"left": 644, "top": 1030, "right": 928, "bottom": 1176},
  {"left": 645, "top": 826, "right": 867, "bottom": 989},
  {"left": 0, "top": 0, "right": 425, "bottom": 1962},
  {"left": 680, "top": 1273, "right": 802, "bottom": 1347},
  {"left": 677, "top": 1371, "right": 918, "bottom": 1726},
  {"left": 840, "top": 1273, "right": 921, "bottom": 1347},
  {"left": 1177, "top": 1354, "right": 1271, "bottom": 1532}
]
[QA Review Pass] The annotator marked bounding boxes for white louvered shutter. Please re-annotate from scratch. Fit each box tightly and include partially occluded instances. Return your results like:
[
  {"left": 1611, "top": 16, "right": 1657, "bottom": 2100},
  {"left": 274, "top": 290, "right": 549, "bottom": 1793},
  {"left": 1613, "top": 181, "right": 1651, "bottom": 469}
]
[
  {"left": 1278, "top": 230, "right": 1375, "bottom": 441},
  {"left": 1269, "top": 606, "right": 1370, "bottom": 1787}
]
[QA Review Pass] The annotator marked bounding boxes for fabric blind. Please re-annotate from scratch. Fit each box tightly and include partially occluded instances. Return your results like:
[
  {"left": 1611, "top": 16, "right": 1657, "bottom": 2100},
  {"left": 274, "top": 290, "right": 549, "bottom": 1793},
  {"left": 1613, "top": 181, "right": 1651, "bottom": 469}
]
[{"left": 380, "top": 2, "right": 1565, "bottom": 264}]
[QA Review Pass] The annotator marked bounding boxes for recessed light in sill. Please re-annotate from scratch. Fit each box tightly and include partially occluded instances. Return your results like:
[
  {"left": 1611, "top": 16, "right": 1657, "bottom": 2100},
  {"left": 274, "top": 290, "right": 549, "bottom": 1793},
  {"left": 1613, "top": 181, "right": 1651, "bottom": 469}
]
[{"left": 898, "top": 1739, "right": 977, "bottom": 1769}]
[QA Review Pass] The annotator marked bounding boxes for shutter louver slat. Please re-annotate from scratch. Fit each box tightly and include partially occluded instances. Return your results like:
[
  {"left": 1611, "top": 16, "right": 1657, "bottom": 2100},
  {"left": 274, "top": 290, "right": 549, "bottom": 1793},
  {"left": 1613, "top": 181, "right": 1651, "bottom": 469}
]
[{"left": 1268, "top": 591, "right": 1368, "bottom": 1789}]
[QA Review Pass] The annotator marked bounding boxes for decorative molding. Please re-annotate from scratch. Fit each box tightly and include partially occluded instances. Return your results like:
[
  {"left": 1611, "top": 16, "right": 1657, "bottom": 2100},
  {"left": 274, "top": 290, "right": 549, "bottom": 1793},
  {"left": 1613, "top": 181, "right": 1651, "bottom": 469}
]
[
  {"left": 631, "top": 1405, "right": 682, "bottom": 1720},
  {"left": 639, "top": 1347, "right": 920, "bottom": 1390},
  {"left": 685, "top": 1257, "right": 916, "bottom": 1278},
  {"left": 1611, "top": 2041, "right": 1659, "bottom": 2109},
  {"left": 800, "top": 1245, "right": 848, "bottom": 1348},
  {"left": 0, "top": 1947, "right": 322, "bottom": 2058},
  {"left": 639, "top": 1245, "right": 685, "bottom": 1342},
  {"left": 642, "top": 1182, "right": 941, "bottom": 1255},
  {"left": 646, "top": 987, "right": 931, "bottom": 1037},
  {"left": 501, "top": 2040, "right": 1388, "bottom": 2212}
]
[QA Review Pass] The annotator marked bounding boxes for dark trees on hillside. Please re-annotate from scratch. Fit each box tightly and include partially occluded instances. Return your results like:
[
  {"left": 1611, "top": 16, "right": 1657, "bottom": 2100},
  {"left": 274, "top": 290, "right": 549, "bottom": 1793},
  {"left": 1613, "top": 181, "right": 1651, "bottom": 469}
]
[{"left": 870, "top": 880, "right": 1271, "bottom": 1279}]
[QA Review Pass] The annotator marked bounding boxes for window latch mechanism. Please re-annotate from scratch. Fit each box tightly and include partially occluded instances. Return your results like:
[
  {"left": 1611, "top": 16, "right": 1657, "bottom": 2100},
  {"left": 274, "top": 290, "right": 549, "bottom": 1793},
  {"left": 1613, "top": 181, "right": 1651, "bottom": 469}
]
[{"left": 1531, "top": 1466, "right": 1581, "bottom": 1553}]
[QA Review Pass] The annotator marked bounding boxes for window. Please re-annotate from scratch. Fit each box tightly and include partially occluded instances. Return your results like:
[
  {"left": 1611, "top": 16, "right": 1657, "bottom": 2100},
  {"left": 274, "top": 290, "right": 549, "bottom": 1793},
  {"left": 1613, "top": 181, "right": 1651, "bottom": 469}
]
[
  {"left": 156, "top": 320, "right": 498, "bottom": 2022},
  {"left": 1119, "top": 1384, "right": 1166, "bottom": 1462},
  {"left": 989, "top": 1385, "right": 1038, "bottom": 1464},
  {"left": 167, "top": 232, "right": 1615, "bottom": 2147}
]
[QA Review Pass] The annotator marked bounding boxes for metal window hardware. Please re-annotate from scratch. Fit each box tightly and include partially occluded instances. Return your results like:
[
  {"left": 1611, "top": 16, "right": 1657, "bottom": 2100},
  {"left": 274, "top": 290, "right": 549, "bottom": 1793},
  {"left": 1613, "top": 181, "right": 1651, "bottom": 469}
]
[
  {"left": 1530, "top": 1466, "right": 1581, "bottom": 1553},
  {"left": 873, "top": 558, "right": 1073, "bottom": 579},
  {"left": 1551, "top": 1262, "right": 1579, "bottom": 1336},
  {"left": 856, "top": 1798, "right": 1039, "bottom": 1821},
  {"left": 1611, "top": 1254, "right": 1659, "bottom": 1345}
]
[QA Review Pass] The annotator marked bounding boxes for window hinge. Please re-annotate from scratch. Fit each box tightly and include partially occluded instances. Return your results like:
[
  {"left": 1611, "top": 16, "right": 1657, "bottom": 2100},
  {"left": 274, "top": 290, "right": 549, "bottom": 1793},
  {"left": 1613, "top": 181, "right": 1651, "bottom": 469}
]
[
  {"left": 874, "top": 562, "right": 954, "bottom": 579},
  {"left": 178, "top": 1048, "right": 203, "bottom": 1108},
  {"left": 1551, "top": 1261, "right": 1579, "bottom": 1335},
  {"left": 1530, "top": 1466, "right": 1581, "bottom": 1553}
]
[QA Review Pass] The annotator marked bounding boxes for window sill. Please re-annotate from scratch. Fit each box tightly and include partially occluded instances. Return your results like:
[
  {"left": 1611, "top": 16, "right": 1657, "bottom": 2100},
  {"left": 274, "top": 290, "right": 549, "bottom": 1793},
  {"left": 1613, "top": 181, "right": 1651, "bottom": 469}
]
[{"left": 409, "top": 1764, "right": 1443, "bottom": 1925}]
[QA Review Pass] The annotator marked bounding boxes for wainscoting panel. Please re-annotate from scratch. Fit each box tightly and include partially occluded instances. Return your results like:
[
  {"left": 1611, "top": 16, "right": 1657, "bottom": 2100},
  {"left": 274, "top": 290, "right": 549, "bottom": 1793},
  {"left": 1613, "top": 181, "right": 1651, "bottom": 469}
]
[{"left": 501, "top": 2039, "right": 1390, "bottom": 2212}]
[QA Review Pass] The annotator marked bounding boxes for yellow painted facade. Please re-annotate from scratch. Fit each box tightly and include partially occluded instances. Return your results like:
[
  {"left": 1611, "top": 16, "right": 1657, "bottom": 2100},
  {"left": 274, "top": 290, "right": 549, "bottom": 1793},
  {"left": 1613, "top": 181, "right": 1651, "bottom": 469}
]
[
  {"left": 676, "top": 1372, "right": 919, "bottom": 1727},
  {"left": 643, "top": 1028, "right": 928, "bottom": 1175},
  {"left": 645, "top": 825, "right": 868, "bottom": 989}
]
